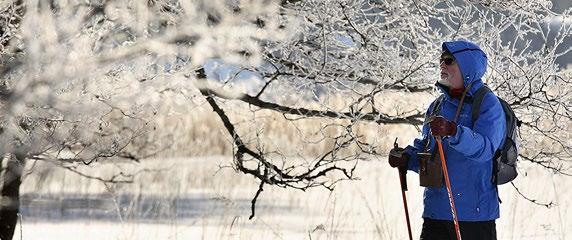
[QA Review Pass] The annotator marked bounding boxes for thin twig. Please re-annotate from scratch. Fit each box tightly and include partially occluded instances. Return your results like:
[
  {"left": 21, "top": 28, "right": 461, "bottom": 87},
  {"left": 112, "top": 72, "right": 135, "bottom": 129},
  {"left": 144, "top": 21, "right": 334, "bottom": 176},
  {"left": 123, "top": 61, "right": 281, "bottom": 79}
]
[{"left": 249, "top": 180, "right": 265, "bottom": 220}]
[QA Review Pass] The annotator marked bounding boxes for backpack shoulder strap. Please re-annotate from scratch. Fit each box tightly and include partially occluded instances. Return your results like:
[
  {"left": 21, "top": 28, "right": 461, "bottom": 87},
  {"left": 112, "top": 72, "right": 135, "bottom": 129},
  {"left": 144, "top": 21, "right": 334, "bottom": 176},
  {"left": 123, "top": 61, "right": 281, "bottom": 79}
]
[
  {"left": 423, "top": 94, "right": 445, "bottom": 127},
  {"left": 471, "top": 85, "right": 492, "bottom": 123},
  {"left": 421, "top": 94, "right": 445, "bottom": 151},
  {"left": 432, "top": 94, "right": 445, "bottom": 116}
]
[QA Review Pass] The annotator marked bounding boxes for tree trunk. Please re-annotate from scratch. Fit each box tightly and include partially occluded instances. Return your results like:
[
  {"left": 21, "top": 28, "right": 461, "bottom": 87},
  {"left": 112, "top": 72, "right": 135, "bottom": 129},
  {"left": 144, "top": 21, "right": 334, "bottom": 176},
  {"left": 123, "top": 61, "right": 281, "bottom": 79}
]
[{"left": 0, "top": 154, "right": 24, "bottom": 240}]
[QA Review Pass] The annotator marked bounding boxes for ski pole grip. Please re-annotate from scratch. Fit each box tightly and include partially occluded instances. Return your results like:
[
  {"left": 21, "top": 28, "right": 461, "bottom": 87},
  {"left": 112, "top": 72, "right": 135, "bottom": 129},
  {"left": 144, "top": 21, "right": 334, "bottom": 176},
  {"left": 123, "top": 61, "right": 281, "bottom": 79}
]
[{"left": 393, "top": 137, "right": 408, "bottom": 191}]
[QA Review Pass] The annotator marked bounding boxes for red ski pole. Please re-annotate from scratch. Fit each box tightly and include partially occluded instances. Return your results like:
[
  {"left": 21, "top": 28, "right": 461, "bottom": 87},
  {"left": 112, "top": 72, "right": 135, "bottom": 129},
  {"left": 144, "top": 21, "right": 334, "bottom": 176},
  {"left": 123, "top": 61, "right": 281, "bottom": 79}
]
[
  {"left": 398, "top": 167, "right": 413, "bottom": 240},
  {"left": 393, "top": 138, "right": 413, "bottom": 240},
  {"left": 435, "top": 137, "right": 462, "bottom": 240}
]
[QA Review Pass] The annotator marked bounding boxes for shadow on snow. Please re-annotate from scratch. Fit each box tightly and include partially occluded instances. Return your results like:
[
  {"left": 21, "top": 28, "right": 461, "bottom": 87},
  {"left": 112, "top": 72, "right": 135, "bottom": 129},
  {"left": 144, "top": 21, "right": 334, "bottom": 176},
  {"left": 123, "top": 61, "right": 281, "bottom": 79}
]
[{"left": 20, "top": 193, "right": 294, "bottom": 224}]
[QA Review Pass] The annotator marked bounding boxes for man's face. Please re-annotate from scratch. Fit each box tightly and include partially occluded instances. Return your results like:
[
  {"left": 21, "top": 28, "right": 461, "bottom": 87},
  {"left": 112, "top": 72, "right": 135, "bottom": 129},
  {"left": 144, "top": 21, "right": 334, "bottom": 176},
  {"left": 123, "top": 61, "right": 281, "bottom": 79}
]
[{"left": 439, "top": 53, "right": 464, "bottom": 89}]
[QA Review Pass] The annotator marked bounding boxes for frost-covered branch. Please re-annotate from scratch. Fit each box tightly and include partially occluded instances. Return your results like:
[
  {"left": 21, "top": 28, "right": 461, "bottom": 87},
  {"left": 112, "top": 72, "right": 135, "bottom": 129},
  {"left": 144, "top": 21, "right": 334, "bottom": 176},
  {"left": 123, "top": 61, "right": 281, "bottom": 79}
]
[
  {"left": 0, "top": 0, "right": 569, "bottom": 224},
  {"left": 195, "top": 0, "right": 571, "bottom": 212}
]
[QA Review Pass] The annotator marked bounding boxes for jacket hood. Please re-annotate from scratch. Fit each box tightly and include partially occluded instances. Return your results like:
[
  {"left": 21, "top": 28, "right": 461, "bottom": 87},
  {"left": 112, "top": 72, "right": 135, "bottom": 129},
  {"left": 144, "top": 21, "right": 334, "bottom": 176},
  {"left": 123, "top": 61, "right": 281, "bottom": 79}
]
[{"left": 442, "top": 40, "right": 487, "bottom": 95}]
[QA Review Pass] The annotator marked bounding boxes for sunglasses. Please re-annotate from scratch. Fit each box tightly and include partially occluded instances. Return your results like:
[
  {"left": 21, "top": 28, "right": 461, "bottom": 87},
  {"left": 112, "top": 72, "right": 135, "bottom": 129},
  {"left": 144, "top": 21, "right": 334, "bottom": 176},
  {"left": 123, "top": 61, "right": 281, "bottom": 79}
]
[{"left": 440, "top": 56, "right": 456, "bottom": 65}]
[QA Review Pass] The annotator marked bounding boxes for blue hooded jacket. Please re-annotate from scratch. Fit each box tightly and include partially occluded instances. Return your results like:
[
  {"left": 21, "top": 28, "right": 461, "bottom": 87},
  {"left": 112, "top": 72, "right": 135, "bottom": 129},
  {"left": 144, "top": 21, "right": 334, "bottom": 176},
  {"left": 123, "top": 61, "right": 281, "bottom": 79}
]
[{"left": 404, "top": 40, "right": 506, "bottom": 221}]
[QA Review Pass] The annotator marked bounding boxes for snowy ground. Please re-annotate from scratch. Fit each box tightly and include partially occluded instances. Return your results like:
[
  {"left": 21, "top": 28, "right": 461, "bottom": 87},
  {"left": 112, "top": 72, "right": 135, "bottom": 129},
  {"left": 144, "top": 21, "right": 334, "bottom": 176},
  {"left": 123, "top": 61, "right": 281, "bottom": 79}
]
[{"left": 15, "top": 157, "right": 571, "bottom": 240}]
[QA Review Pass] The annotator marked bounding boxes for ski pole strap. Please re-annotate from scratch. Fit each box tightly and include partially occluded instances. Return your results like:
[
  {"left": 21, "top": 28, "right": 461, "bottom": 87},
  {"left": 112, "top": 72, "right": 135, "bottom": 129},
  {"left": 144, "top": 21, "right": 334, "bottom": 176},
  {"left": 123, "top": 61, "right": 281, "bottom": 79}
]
[{"left": 422, "top": 82, "right": 473, "bottom": 152}]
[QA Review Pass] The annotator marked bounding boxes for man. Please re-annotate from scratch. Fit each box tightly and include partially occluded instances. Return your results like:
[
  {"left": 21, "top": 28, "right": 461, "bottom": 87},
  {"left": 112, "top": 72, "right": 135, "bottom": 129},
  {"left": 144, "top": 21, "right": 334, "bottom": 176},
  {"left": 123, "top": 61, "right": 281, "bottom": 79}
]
[{"left": 388, "top": 40, "right": 506, "bottom": 240}]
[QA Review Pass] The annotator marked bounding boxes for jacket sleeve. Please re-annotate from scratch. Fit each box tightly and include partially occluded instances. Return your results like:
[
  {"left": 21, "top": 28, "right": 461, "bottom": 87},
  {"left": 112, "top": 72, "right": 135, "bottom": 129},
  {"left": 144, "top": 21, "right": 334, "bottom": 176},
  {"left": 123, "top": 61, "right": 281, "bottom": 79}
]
[
  {"left": 404, "top": 131, "right": 428, "bottom": 173},
  {"left": 447, "top": 93, "right": 506, "bottom": 162}
]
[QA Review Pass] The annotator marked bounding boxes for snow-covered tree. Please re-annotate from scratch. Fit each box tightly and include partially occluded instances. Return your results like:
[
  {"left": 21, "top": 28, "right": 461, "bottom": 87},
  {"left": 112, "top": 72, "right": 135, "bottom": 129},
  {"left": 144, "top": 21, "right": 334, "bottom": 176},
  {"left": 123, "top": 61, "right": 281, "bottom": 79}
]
[
  {"left": 0, "top": 0, "right": 570, "bottom": 238},
  {"left": 0, "top": 0, "right": 288, "bottom": 238}
]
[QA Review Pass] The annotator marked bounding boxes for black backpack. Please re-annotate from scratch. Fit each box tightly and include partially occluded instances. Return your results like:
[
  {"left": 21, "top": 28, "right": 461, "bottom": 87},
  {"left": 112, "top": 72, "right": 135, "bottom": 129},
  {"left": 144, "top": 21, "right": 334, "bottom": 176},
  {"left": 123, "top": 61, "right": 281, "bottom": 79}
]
[{"left": 471, "top": 86, "right": 520, "bottom": 185}]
